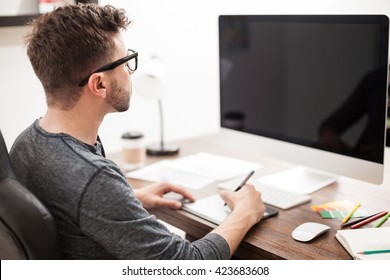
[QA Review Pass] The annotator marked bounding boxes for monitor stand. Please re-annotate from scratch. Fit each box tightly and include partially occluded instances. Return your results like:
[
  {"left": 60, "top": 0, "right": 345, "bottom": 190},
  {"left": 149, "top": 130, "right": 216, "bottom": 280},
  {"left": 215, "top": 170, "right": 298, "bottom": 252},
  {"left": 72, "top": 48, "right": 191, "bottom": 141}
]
[{"left": 258, "top": 166, "right": 338, "bottom": 194}]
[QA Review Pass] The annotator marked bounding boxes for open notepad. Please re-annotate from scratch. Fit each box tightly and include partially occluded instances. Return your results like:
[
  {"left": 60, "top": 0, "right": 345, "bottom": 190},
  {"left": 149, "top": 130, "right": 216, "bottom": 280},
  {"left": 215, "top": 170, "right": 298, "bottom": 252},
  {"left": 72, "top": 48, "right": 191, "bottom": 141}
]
[
  {"left": 335, "top": 227, "right": 390, "bottom": 260},
  {"left": 182, "top": 194, "right": 278, "bottom": 225}
]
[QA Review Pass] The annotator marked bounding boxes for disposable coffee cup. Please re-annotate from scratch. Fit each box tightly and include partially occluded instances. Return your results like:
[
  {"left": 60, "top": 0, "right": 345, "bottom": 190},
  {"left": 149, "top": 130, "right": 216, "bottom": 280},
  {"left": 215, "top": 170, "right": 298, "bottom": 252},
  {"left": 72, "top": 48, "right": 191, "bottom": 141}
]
[{"left": 121, "top": 131, "right": 146, "bottom": 171}]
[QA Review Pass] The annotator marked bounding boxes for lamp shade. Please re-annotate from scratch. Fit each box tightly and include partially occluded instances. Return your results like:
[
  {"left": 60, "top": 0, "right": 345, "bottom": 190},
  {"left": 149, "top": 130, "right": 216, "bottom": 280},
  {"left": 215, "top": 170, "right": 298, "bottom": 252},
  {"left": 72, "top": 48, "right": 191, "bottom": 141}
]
[{"left": 133, "top": 56, "right": 166, "bottom": 100}]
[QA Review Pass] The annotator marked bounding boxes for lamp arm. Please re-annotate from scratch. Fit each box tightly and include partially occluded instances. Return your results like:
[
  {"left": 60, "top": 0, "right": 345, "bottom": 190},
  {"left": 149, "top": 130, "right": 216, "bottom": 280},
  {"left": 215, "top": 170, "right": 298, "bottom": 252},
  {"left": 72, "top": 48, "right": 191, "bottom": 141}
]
[
  {"left": 145, "top": 98, "right": 179, "bottom": 156},
  {"left": 158, "top": 99, "right": 165, "bottom": 149}
]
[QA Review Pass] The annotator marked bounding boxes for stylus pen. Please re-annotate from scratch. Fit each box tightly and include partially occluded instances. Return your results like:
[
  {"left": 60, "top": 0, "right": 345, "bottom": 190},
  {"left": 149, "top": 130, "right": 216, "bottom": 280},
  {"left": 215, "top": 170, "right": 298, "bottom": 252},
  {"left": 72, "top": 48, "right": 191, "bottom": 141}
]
[
  {"left": 224, "top": 170, "right": 255, "bottom": 206},
  {"left": 340, "top": 211, "right": 383, "bottom": 228},
  {"left": 350, "top": 211, "right": 388, "bottom": 229}
]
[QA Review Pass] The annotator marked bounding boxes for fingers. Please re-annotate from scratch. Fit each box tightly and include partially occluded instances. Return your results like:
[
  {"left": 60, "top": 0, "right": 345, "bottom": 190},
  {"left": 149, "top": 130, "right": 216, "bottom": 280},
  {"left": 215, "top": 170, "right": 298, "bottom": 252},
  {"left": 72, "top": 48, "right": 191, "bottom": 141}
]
[
  {"left": 219, "top": 189, "right": 233, "bottom": 208},
  {"left": 219, "top": 184, "right": 262, "bottom": 211},
  {"left": 159, "top": 182, "right": 196, "bottom": 202},
  {"left": 154, "top": 197, "right": 182, "bottom": 210}
]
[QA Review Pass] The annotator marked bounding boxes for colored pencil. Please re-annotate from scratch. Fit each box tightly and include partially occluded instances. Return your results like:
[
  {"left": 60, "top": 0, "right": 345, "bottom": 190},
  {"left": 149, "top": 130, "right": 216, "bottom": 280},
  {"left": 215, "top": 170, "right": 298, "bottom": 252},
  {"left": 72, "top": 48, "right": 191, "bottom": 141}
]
[
  {"left": 373, "top": 212, "right": 390, "bottom": 228},
  {"left": 350, "top": 211, "right": 388, "bottom": 229},
  {"left": 340, "top": 212, "right": 382, "bottom": 228},
  {"left": 342, "top": 201, "right": 361, "bottom": 224},
  {"left": 357, "top": 250, "right": 390, "bottom": 255}
]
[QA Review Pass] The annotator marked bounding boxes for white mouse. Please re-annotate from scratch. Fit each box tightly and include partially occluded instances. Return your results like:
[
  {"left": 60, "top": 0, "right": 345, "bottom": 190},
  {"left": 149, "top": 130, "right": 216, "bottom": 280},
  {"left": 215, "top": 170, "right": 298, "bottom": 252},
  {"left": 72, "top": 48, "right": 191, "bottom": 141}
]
[{"left": 292, "top": 222, "right": 330, "bottom": 242}]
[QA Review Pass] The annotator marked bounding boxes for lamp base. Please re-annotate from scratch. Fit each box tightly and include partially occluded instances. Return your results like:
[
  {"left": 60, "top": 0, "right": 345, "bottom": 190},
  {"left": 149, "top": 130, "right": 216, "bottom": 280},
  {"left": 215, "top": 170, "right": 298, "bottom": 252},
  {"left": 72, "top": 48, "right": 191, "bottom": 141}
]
[{"left": 146, "top": 144, "right": 180, "bottom": 156}]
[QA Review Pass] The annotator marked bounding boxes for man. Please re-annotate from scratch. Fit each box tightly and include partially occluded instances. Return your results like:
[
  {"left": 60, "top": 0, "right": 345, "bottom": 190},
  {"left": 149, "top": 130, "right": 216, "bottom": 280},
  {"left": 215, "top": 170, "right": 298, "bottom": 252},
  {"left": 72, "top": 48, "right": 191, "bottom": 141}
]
[{"left": 10, "top": 3, "right": 265, "bottom": 259}]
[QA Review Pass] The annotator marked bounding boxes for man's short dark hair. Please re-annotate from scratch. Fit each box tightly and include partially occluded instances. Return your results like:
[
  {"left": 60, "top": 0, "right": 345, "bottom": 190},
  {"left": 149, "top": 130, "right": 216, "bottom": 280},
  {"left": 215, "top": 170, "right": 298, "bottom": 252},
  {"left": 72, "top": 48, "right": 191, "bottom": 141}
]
[{"left": 26, "top": 3, "right": 131, "bottom": 109}]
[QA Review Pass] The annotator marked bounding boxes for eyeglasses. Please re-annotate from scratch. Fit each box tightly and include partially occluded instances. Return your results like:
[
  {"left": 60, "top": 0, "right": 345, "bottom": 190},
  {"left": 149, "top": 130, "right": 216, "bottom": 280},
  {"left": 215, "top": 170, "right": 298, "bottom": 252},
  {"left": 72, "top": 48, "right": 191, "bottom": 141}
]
[{"left": 78, "top": 49, "right": 138, "bottom": 87}]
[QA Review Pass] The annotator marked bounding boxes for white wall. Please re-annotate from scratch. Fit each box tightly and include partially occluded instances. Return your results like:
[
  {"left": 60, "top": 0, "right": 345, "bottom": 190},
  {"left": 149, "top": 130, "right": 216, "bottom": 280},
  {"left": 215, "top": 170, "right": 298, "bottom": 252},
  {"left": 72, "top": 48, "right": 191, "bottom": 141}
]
[
  {"left": 0, "top": 0, "right": 39, "bottom": 16},
  {"left": 1, "top": 0, "right": 389, "bottom": 153}
]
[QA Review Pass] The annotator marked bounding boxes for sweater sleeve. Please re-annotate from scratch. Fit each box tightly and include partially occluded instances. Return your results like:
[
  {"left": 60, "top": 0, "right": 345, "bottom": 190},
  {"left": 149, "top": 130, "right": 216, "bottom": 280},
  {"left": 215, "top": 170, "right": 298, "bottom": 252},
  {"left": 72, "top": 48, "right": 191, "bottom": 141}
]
[{"left": 78, "top": 167, "right": 230, "bottom": 259}]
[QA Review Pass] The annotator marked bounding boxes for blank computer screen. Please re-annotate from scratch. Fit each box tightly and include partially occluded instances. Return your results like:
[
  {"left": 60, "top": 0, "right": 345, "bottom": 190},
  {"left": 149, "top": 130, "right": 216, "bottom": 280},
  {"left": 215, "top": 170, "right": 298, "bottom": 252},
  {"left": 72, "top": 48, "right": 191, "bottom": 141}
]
[{"left": 219, "top": 15, "right": 389, "bottom": 163}]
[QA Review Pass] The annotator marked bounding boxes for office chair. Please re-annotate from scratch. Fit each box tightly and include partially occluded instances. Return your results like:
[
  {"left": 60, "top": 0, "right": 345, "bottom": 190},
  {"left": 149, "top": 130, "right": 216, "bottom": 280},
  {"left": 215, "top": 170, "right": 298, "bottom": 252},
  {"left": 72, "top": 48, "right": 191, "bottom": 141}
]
[{"left": 0, "top": 130, "right": 62, "bottom": 259}]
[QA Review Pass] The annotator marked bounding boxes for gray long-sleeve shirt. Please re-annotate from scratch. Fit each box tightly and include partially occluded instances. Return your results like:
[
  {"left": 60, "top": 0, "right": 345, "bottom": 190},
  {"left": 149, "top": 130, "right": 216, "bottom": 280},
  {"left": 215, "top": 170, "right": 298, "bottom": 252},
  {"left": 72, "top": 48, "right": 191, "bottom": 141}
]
[{"left": 9, "top": 120, "right": 230, "bottom": 259}]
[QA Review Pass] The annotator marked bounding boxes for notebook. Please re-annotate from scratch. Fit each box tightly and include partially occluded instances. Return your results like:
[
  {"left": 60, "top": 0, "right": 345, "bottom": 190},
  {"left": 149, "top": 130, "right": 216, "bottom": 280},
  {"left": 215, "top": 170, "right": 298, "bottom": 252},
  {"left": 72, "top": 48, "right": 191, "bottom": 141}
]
[
  {"left": 182, "top": 194, "right": 278, "bottom": 225},
  {"left": 335, "top": 227, "right": 390, "bottom": 260}
]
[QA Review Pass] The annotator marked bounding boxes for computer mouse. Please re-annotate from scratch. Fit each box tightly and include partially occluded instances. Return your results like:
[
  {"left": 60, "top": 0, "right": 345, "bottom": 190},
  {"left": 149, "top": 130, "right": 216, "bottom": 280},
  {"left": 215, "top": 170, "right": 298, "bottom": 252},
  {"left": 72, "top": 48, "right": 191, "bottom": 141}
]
[{"left": 292, "top": 222, "right": 330, "bottom": 242}]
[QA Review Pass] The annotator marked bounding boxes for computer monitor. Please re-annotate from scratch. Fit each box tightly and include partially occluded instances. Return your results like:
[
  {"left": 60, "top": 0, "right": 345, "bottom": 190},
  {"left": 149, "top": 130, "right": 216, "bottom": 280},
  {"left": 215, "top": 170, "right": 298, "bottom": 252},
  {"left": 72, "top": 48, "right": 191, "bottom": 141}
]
[{"left": 219, "top": 15, "right": 389, "bottom": 192}]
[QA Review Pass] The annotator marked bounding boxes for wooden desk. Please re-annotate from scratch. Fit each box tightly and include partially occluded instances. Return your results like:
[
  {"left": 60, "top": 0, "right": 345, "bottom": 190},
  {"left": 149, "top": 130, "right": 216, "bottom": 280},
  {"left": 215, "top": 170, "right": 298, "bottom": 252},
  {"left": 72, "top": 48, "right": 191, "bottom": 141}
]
[{"left": 110, "top": 128, "right": 390, "bottom": 260}]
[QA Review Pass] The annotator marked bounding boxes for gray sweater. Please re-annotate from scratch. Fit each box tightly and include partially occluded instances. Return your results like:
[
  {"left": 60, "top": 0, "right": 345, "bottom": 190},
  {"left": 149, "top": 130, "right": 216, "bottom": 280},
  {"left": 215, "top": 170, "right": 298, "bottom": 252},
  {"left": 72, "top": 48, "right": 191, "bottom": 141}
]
[{"left": 9, "top": 120, "right": 230, "bottom": 259}]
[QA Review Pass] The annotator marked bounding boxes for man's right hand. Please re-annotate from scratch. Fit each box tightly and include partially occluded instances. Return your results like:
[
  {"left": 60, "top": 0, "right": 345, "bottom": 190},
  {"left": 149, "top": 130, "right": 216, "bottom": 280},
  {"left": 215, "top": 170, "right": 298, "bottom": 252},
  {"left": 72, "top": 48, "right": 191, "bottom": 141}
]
[
  {"left": 212, "top": 184, "right": 265, "bottom": 257},
  {"left": 220, "top": 184, "right": 265, "bottom": 225}
]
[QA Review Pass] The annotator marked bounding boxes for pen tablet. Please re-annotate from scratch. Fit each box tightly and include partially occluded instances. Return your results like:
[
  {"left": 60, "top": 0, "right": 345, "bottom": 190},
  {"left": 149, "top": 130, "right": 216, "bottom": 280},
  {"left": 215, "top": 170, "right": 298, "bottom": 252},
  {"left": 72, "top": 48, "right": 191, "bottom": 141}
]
[
  {"left": 182, "top": 195, "right": 279, "bottom": 225},
  {"left": 263, "top": 204, "right": 279, "bottom": 219}
]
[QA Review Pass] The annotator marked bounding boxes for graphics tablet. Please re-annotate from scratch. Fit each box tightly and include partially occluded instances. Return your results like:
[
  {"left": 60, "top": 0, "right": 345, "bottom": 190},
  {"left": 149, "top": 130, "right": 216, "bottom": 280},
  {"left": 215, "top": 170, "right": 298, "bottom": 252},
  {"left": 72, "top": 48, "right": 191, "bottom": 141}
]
[{"left": 183, "top": 194, "right": 278, "bottom": 225}]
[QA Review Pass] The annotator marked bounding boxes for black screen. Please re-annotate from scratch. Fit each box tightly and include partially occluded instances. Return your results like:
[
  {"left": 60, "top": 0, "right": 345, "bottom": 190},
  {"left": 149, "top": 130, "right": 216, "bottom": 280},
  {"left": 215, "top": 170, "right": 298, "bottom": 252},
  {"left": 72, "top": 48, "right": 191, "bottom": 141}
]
[{"left": 219, "top": 15, "right": 389, "bottom": 163}]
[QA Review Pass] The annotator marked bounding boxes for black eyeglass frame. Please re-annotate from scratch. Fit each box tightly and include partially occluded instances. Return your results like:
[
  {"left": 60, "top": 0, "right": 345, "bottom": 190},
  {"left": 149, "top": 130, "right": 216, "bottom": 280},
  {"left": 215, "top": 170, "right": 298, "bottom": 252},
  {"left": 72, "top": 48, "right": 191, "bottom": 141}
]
[{"left": 78, "top": 49, "right": 138, "bottom": 87}]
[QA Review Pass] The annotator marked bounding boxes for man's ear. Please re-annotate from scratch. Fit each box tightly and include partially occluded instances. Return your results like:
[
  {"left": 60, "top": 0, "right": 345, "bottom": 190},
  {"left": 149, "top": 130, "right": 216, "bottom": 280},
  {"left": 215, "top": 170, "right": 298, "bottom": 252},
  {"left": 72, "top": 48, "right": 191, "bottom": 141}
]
[{"left": 87, "top": 73, "right": 107, "bottom": 99}]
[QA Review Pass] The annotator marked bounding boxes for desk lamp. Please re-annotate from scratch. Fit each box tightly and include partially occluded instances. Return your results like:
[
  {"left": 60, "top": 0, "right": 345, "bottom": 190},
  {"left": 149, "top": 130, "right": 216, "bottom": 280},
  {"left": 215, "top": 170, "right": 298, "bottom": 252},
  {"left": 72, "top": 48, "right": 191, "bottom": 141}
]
[{"left": 134, "top": 56, "right": 179, "bottom": 156}]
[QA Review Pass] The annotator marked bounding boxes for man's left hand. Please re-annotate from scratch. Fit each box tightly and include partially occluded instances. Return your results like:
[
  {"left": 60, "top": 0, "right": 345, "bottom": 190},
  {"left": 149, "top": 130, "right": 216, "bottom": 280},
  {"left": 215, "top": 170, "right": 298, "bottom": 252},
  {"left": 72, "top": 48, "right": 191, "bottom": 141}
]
[{"left": 134, "top": 182, "right": 195, "bottom": 210}]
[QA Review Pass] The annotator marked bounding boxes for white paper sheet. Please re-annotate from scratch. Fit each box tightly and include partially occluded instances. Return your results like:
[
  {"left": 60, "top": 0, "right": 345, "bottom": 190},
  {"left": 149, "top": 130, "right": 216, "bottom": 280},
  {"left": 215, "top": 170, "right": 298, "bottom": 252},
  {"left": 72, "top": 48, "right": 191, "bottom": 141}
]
[
  {"left": 127, "top": 152, "right": 261, "bottom": 189},
  {"left": 168, "top": 152, "right": 261, "bottom": 182},
  {"left": 127, "top": 160, "right": 215, "bottom": 189}
]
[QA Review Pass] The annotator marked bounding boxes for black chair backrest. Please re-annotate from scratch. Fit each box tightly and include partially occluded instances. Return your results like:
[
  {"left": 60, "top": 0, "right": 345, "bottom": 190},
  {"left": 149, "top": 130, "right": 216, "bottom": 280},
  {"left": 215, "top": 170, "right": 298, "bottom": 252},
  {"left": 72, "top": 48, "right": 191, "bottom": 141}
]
[{"left": 0, "top": 129, "right": 62, "bottom": 259}]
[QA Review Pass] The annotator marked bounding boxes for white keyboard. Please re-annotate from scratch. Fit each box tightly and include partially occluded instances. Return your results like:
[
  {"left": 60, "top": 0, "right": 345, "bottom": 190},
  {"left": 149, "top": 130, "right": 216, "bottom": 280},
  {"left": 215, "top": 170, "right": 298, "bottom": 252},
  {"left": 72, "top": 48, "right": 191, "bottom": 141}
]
[{"left": 254, "top": 182, "right": 312, "bottom": 210}]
